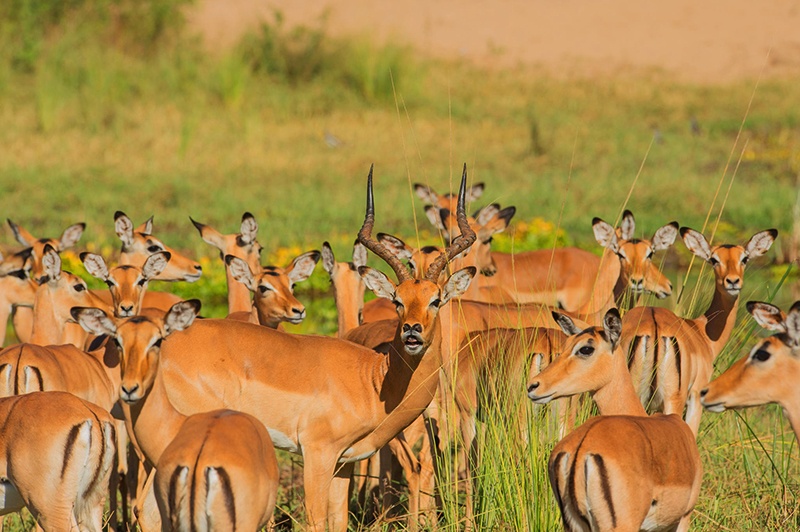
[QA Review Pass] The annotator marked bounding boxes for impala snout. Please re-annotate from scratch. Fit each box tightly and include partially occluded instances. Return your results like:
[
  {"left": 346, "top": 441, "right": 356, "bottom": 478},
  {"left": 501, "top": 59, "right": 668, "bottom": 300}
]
[
  {"left": 526, "top": 380, "right": 555, "bottom": 404},
  {"left": 699, "top": 387, "right": 727, "bottom": 413},
  {"left": 401, "top": 322, "right": 425, "bottom": 355},
  {"left": 287, "top": 307, "right": 306, "bottom": 324},
  {"left": 656, "top": 280, "right": 673, "bottom": 299},
  {"left": 119, "top": 304, "right": 135, "bottom": 317},
  {"left": 629, "top": 276, "right": 644, "bottom": 293},
  {"left": 724, "top": 276, "right": 741, "bottom": 295},
  {"left": 120, "top": 383, "right": 142, "bottom": 404}
]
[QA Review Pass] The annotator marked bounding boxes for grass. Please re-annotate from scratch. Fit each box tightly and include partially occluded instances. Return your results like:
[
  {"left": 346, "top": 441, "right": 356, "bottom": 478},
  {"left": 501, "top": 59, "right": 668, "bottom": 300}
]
[{"left": 1, "top": 3, "right": 800, "bottom": 530}]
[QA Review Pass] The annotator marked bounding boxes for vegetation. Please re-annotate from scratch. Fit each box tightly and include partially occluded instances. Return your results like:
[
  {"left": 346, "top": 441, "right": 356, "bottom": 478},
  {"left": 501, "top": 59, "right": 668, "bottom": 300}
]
[{"left": 0, "top": 1, "right": 799, "bottom": 530}]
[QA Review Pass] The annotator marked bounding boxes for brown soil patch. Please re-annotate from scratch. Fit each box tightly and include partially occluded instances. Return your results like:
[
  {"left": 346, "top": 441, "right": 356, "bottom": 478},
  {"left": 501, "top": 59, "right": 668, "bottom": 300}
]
[{"left": 188, "top": 0, "right": 800, "bottom": 83}]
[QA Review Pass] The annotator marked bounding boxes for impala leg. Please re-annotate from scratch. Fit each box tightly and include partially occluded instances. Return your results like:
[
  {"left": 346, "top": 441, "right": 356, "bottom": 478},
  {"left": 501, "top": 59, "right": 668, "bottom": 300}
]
[
  {"left": 133, "top": 469, "right": 161, "bottom": 532},
  {"left": 684, "top": 390, "right": 703, "bottom": 438},
  {"left": 386, "top": 435, "right": 420, "bottom": 529},
  {"left": 328, "top": 462, "right": 354, "bottom": 532},
  {"left": 460, "top": 408, "right": 477, "bottom": 529},
  {"left": 302, "top": 451, "right": 337, "bottom": 532}
]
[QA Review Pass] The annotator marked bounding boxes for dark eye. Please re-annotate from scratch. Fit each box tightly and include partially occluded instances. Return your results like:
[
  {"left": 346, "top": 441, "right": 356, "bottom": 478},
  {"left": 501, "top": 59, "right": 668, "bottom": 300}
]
[
  {"left": 74, "top": 284, "right": 86, "bottom": 292},
  {"left": 137, "top": 278, "right": 147, "bottom": 287},
  {"left": 646, "top": 249, "right": 654, "bottom": 259},
  {"left": 113, "top": 338, "right": 122, "bottom": 350},
  {"left": 577, "top": 345, "right": 595, "bottom": 356},
  {"left": 153, "top": 338, "right": 163, "bottom": 349},
  {"left": 709, "top": 257, "right": 720, "bottom": 267},
  {"left": 741, "top": 255, "right": 749, "bottom": 265},
  {"left": 259, "top": 285, "right": 271, "bottom": 294},
  {"left": 147, "top": 245, "right": 162, "bottom": 253},
  {"left": 105, "top": 280, "right": 114, "bottom": 287},
  {"left": 393, "top": 300, "right": 404, "bottom": 310},
  {"left": 9, "top": 270, "right": 27, "bottom": 280},
  {"left": 753, "top": 349, "right": 771, "bottom": 362},
  {"left": 430, "top": 298, "right": 442, "bottom": 308}
]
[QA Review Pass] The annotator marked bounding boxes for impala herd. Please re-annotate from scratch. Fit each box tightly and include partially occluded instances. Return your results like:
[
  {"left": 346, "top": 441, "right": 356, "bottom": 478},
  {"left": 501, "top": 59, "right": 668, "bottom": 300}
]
[{"left": 0, "top": 164, "right": 792, "bottom": 532}]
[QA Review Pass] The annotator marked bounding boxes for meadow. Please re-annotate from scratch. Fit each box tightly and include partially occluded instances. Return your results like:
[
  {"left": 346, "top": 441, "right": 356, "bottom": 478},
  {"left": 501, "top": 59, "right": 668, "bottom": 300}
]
[{"left": 0, "top": 1, "right": 799, "bottom": 530}]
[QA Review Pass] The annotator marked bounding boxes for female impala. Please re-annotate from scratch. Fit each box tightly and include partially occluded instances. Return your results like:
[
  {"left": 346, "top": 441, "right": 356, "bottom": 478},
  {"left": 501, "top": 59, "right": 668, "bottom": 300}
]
[
  {"left": 321, "top": 240, "right": 368, "bottom": 336},
  {"left": 623, "top": 227, "right": 777, "bottom": 436},
  {"left": 700, "top": 300, "right": 800, "bottom": 441},
  {"left": 0, "top": 251, "right": 36, "bottom": 346},
  {"left": 0, "top": 391, "right": 116, "bottom": 532},
  {"left": 73, "top": 166, "right": 477, "bottom": 532},
  {"left": 414, "top": 180, "right": 485, "bottom": 211},
  {"left": 528, "top": 309, "right": 702, "bottom": 532}
]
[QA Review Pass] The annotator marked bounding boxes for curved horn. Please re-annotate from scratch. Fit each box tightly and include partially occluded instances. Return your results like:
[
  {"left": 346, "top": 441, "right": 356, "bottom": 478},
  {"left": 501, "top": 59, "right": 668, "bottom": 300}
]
[
  {"left": 426, "top": 163, "right": 477, "bottom": 281},
  {"left": 357, "top": 165, "right": 413, "bottom": 283}
]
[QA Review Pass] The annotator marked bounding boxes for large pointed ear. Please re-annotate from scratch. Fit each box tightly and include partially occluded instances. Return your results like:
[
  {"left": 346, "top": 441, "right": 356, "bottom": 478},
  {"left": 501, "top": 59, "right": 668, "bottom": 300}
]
[
  {"left": 592, "top": 218, "right": 619, "bottom": 253},
  {"left": 441, "top": 266, "right": 476, "bottom": 304},
  {"left": 142, "top": 251, "right": 171, "bottom": 280},
  {"left": 164, "top": 299, "right": 201, "bottom": 335},
  {"left": 358, "top": 266, "right": 396, "bottom": 300},
  {"left": 41, "top": 244, "right": 62, "bottom": 282},
  {"left": 71, "top": 307, "right": 117, "bottom": 337},
  {"left": 377, "top": 233, "right": 413, "bottom": 261},
  {"left": 240, "top": 212, "right": 258, "bottom": 245},
  {"left": 680, "top": 227, "right": 712, "bottom": 261},
  {"left": 225, "top": 255, "right": 257, "bottom": 291},
  {"left": 785, "top": 301, "right": 800, "bottom": 348},
  {"left": 321, "top": 242, "right": 336, "bottom": 275},
  {"left": 80, "top": 252, "right": 109, "bottom": 281},
  {"left": 602, "top": 308, "right": 622, "bottom": 350},
  {"left": 619, "top": 210, "right": 636, "bottom": 241},
  {"left": 115, "top": 212, "right": 135, "bottom": 247},
  {"left": 59, "top": 223, "right": 85, "bottom": 249},
  {"left": 473, "top": 203, "right": 500, "bottom": 226},
  {"left": 424, "top": 206, "right": 446, "bottom": 231},
  {"left": 466, "top": 182, "right": 485, "bottom": 203},
  {"left": 136, "top": 216, "right": 153, "bottom": 236},
  {"left": 352, "top": 241, "right": 368, "bottom": 269},
  {"left": 287, "top": 250, "right": 321, "bottom": 284},
  {"left": 743, "top": 229, "right": 778, "bottom": 260},
  {"left": 651, "top": 222, "right": 680, "bottom": 251},
  {"left": 190, "top": 217, "right": 226, "bottom": 250},
  {"left": 414, "top": 183, "right": 439, "bottom": 205},
  {"left": 551, "top": 311, "right": 582, "bottom": 336},
  {"left": 746, "top": 301, "right": 787, "bottom": 332},
  {"left": 7, "top": 219, "right": 35, "bottom": 247}
]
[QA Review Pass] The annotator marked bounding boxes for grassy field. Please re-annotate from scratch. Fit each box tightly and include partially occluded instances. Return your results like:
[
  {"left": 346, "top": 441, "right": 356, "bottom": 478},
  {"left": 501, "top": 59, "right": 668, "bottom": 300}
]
[{"left": 1, "top": 2, "right": 799, "bottom": 530}]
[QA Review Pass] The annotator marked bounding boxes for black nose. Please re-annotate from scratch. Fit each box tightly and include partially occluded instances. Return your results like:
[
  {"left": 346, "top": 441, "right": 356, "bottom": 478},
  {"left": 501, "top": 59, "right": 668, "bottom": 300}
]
[
  {"left": 402, "top": 323, "right": 423, "bottom": 334},
  {"left": 292, "top": 307, "right": 304, "bottom": 315},
  {"left": 194, "top": 264, "right": 202, "bottom": 271},
  {"left": 120, "top": 305, "right": 134, "bottom": 314},
  {"left": 527, "top": 382, "right": 539, "bottom": 393},
  {"left": 699, "top": 388, "right": 708, "bottom": 398},
  {"left": 121, "top": 384, "right": 139, "bottom": 396}
]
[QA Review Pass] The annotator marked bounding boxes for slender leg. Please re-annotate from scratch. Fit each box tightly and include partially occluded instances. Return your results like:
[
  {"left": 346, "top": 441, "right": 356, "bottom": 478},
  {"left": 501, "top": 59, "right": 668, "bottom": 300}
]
[
  {"left": 302, "top": 449, "right": 337, "bottom": 532},
  {"left": 328, "top": 462, "right": 354, "bottom": 531}
]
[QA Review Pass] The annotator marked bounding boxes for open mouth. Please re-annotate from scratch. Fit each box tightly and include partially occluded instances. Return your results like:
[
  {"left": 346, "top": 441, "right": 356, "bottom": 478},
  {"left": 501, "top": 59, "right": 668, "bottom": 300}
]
[
  {"left": 701, "top": 401, "right": 727, "bottom": 413},
  {"left": 726, "top": 287, "right": 741, "bottom": 296},
  {"left": 527, "top": 391, "right": 555, "bottom": 404},
  {"left": 403, "top": 334, "right": 424, "bottom": 352}
]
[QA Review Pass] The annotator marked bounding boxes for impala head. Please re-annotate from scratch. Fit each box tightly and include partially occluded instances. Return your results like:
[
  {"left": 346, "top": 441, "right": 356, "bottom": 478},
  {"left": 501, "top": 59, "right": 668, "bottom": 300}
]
[
  {"left": 358, "top": 165, "right": 477, "bottom": 357},
  {"left": 414, "top": 181, "right": 485, "bottom": 211},
  {"left": 7, "top": 219, "right": 84, "bottom": 284},
  {"left": 191, "top": 211, "right": 263, "bottom": 273},
  {"left": 225, "top": 250, "right": 320, "bottom": 326},
  {"left": 321, "top": 240, "right": 368, "bottom": 327},
  {"left": 427, "top": 203, "right": 515, "bottom": 276},
  {"left": 115, "top": 211, "right": 202, "bottom": 283},
  {"left": 375, "top": 233, "right": 445, "bottom": 280},
  {"left": 593, "top": 211, "right": 678, "bottom": 298},
  {"left": 527, "top": 308, "right": 622, "bottom": 403},
  {"left": 0, "top": 249, "right": 36, "bottom": 308},
  {"left": 81, "top": 251, "right": 171, "bottom": 317},
  {"left": 72, "top": 300, "right": 201, "bottom": 404},
  {"left": 36, "top": 244, "right": 108, "bottom": 321},
  {"left": 680, "top": 227, "right": 777, "bottom": 297},
  {"left": 701, "top": 301, "right": 800, "bottom": 414}
]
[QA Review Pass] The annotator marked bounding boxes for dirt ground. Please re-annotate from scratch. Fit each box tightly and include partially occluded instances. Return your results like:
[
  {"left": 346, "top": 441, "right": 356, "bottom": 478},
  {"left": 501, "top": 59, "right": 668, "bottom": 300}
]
[{"left": 187, "top": 0, "right": 800, "bottom": 83}]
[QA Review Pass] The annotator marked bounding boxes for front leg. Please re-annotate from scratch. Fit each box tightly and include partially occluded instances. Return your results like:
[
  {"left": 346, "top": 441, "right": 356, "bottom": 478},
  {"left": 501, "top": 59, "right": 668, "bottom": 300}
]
[
  {"left": 328, "top": 462, "right": 354, "bottom": 531},
  {"left": 302, "top": 447, "right": 338, "bottom": 532}
]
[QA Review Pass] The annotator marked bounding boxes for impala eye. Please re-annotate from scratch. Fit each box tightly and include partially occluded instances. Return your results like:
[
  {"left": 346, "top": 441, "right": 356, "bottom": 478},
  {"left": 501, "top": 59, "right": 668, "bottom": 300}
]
[
  {"left": 137, "top": 278, "right": 147, "bottom": 287},
  {"left": 113, "top": 338, "right": 122, "bottom": 350},
  {"left": 577, "top": 345, "right": 595, "bottom": 357},
  {"left": 259, "top": 285, "right": 271, "bottom": 294},
  {"left": 646, "top": 249, "right": 654, "bottom": 259},
  {"left": 741, "top": 255, "right": 749, "bottom": 265},
  {"left": 393, "top": 300, "right": 404, "bottom": 310},
  {"left": 74, "top": 284, "right": 86, "bottom": 292},
  {"left": 753, "top": 349, "right": 771, "bottom": 362},
  {"left": 8, "top": 270, "right": 27, "bottom": 280},
  {"left": 709, "top": 257, "right": 720, "bottom": 267},
  {"left": 430, "top": 298, "right": 442, "bottom": 309},
  {"left": 153, "top": 338, "right": 163, "bottom": 349},
  {"left": 147, "top": 245, "right": 162, "bottom": 253},
  {"left": 105, "top": 280, "right": 114, "bottom": 287}
]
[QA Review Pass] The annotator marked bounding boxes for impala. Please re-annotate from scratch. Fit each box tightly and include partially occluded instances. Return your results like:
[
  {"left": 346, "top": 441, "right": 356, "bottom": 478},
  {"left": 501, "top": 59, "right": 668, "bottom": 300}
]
[
  {"left": 528, "top": 309, "right": 702, "bottom": 532},
  {"left": 414, "top": 180, "right": 485, "bottom": 212},
  {"left": 191, "top": 212, "right": 262, "bottom": 314},
  {"left": 0, "top": 391, "right": 116, "bottom": 532},
  {"left": 622, "top": 228, "right": 777, "bottom": 435},
  {"left": 73, "top": 165, "right": 477, "bottom": 532},
  {"left": 700, "top": 300, "right": 800, "bottom": 441},
  {"left": 154, "top": 409, "right": 279, "bottom": 532},
  {"left": 224, "top": 249, "right": 320, "bottom": 328},
  {"left": 0, "top": 251, "right": 36, "bottom": 346},
  {"left": 321, "top": 240, "right": 368, "bottom": 336}
]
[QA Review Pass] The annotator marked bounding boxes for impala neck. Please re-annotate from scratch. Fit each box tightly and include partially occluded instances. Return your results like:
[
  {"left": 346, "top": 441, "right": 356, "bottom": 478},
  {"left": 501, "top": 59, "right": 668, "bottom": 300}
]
[
  {"left": 692, "top": 284, "right": 739, "bottom": 358},
  {"left": 592, "top": 346, "right": 648, "bottom": 417},
  {"left": 30, "top": 288, "right": 68, "bottom": 345},
  {"left": 253, "top": 305, "right": 280, "bottom": 329},
  {"left": 783, "top": 401, "right": 800, "bottom": 443},
  {"left": 227, "top": 270, "right": 253, "bottom": 314},
  {"left": 332, "top": 284, "right": 364, "bottom": 338},
  {"left": 574, "top": 248, "right": 620, "bottom": 326}
]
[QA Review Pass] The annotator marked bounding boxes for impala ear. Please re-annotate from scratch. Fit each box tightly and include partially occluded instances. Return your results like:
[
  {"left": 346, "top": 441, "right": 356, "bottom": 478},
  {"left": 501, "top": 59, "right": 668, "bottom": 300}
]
[
  {"left": 785, "top": 301, "right": 800, "bottom": 348},
  {"left": 137, "top": 216, "right": 153, "bottom": 236},
  {"left": 466, "top": 182, "right": 485, "bottom": 203},
  {"left": 164, "top": 299, "right": 201, "bottom": 335},
  {"left": 59, "top": 223, "right": 85, "bottom": 249},
  {"left": 652, "top": 222, "right": 680, "bottom": 251},
  {"left": 81, "top": 252, "right": 109, "bottom": 281},
  {"left": 71, "top": 307, "right": 117, "bottom": 337},
  {"left": 744, "top": 229, "right": 778, "bottom": 259},
  {"left": 191, "top": 217, "right": 226, "bottom": 251},
  {"left": 321, "top": 242, "right": 336, "bottom": 275},
  {"left": 680, "top": 227, "right": 712, "bottom": 261},
  {"left": 414, "top": 183, "right": 438, "bottom": 205},
  {"left": 377, "top": 233, "right": 413, "bottom": 261},
  {"left": 142, "top": 251, "right": 171, "bottom": 280},
  {"left": 424, "top": 206, "right": 446, "bottom": 231},
  {"left": 473, "top": 203, "right": 500, "bottom": 226},
  {"left": 225, "top": 255, "right": 256, "bottom": 291},
  {"left": 240, "top": 212, "right": 258, "bottom": 245},
  {"left": 619, "top": 210, "right": 635, "bottom": 241},
  {"left": 41, "top": 244, "right": 61, "bottom": 283},
  {"left": 746, "top": 301, "right": 787, "bottom": 332},
  {"left": 358, "top": 266, "right": 396, "bottom": 300},
  {"left": 352, "top": 241, "right": 368, "bottom": 269},
  {"left": 441, "top": 266, "right": 476, "bottom": 304},
  {"left": 552, "top": 311, "right": 582, "bottom": 336},
  {"left": 115, "top": 212, "right": 135, "bottom": 247},
  {"left": 592, "top": 218, "right": 619, "bottom": 253},
  {"left": 287, "top": 250, "right": 321, "bottom": 284},
  {"left": 602, "top": 308, "right": 622, "bottom": 350}
]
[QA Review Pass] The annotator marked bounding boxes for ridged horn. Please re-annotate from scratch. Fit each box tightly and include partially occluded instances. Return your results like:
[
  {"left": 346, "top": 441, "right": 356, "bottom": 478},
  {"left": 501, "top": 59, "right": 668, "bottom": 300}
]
[
  {"left": 357, "top": 165, "right": 413, "bottom": 283},
  {"left": 425, "top": 163, "right": 476, "bottom": 281}
]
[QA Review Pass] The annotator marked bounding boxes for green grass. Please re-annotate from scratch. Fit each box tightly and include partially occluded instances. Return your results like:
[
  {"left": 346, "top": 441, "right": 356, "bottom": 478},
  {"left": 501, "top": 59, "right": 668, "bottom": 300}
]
[{"left": 1, "top": 3, "right": 800, "bottom": 530}]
